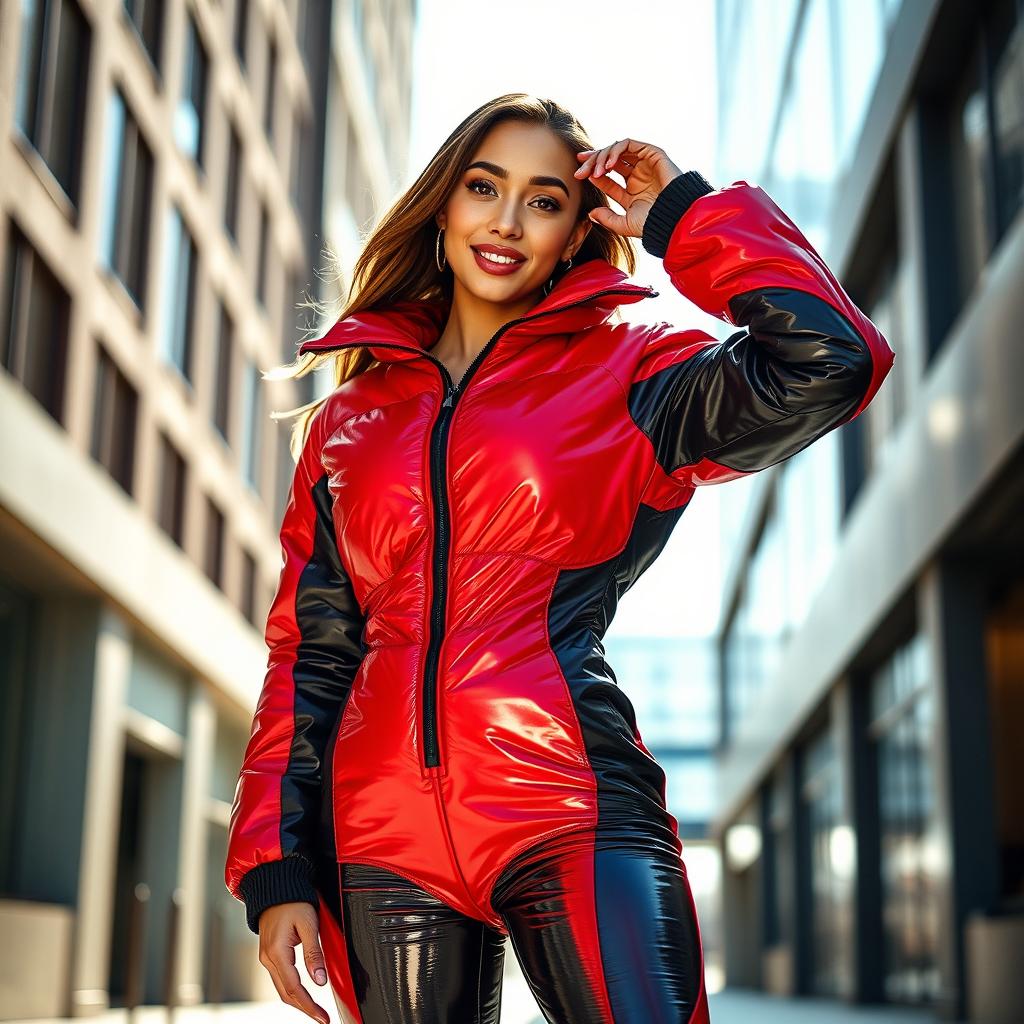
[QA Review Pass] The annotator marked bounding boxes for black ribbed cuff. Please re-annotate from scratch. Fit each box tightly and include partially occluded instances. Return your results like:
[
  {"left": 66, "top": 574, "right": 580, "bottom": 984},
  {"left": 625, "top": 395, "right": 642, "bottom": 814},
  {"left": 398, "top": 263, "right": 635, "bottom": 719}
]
[
  {"left": 641, "top": 170, "right": 717, "bottom": 259},
  {"left": 238, "top": 854, "right": 319, "bottom": 934}
]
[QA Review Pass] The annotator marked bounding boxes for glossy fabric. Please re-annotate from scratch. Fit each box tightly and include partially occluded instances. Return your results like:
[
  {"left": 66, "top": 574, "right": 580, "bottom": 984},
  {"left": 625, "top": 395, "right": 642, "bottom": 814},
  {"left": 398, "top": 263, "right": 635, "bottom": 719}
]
[
  {"left": 224, "top": 177, "right": 896, "bottom": 1018},
  {"left": 314, "top": 816, "right": 708, "bottom": 1024}
]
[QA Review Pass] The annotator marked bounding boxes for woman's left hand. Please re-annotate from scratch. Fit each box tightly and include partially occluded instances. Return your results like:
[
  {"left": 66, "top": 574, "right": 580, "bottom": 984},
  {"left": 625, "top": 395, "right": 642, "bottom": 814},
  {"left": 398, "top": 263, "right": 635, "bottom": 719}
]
[{"left": 575, "top": 139, "right": 683, "bottom": 239}]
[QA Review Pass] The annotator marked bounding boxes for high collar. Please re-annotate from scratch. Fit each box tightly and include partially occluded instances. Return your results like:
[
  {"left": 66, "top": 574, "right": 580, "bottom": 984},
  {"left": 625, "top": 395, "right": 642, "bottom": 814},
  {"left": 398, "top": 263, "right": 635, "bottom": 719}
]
[{"left": 297, "top": 257, "right": 658, "bottom": 363}]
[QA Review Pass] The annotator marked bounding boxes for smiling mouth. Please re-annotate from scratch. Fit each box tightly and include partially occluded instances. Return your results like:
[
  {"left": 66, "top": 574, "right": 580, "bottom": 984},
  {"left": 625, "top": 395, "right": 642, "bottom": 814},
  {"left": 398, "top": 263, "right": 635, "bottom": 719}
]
[{"left": 471, "top": 246, "right": 526, "bottom": 265}]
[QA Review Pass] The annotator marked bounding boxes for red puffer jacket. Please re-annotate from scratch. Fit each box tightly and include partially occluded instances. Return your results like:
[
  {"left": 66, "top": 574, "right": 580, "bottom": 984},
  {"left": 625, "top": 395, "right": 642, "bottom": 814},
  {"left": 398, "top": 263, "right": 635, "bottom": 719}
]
[{"left": 225, "top": 172, "right": 895, "bottom": 935}]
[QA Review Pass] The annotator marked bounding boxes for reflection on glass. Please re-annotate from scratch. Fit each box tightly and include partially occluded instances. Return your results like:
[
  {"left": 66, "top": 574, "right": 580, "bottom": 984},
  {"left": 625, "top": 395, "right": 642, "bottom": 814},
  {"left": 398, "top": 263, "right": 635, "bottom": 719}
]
[
  {"left": 240, "top": 358, "right": 261, "bottom": 491},
  {"left": 603, "top": 636, "right": 718, "bottom": 747},
  {"left": 716, "top": 0, "right": 801, "bottom": 184},
  {"left": 98, "top": 89, "right": 126, "bottom": 269},
  {"left": 803, "top": 725, "right": 853, "bottom": 996},
  {"left": 870, "top": 633, "right": 941, "bottom": 1004},
  {"left": 723, "top": 433, "right": 840, "bottom": 736},
  {"left": 159, "top": 205, "right": 195, "bottom": 381},
  {"left": 832, "top": 0, "right": 886, "bottom": 170},
  {"left": 768, "top": 0, "right": 836, "bottom": 252},
  {"left": 662, "top": 756, "right": 717, "bottom": 824},
  {"left": 174, "top": 14, "right": 207, "bottom": 165},
  {"left": 949, "top": 45, "right": 991, "bottom": 308},
  {"left": 990, "top": 0, "right": 1023, "bottom": 239}
]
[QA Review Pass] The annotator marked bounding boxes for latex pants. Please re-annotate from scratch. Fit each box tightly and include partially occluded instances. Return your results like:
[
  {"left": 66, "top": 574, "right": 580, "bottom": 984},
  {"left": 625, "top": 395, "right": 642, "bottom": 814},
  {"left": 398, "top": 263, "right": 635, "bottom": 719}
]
[{"left": 314, "top": 816, "right": 711, "bottom": 1024}]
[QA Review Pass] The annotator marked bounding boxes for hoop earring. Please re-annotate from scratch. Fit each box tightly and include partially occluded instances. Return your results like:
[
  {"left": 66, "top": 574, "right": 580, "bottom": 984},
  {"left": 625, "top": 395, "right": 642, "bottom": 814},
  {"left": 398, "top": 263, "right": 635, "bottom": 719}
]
[
  {"left": 542, "top": 256, "right": 573, "bottom": 296},
  {"left": 435, "top": 227, "right": 447, "bottom": 272}
]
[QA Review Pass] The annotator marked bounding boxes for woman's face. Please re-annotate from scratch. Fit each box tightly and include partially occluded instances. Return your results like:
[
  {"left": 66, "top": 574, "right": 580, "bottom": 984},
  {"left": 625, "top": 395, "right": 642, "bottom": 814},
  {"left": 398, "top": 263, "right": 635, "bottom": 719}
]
[{"left": 436, "top": 121, "right": 592, "bottom": 305}]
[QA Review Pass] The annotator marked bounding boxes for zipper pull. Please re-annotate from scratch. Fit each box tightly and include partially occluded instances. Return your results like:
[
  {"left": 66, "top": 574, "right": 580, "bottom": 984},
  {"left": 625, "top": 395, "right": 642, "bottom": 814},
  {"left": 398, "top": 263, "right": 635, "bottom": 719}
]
[{"left": 443, "top": 375, "right": 464, "bottom": 407}]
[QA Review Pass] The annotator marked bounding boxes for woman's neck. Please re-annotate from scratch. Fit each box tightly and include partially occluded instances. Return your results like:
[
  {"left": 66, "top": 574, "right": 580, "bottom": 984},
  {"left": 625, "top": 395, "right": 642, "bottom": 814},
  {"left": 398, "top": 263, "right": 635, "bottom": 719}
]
[{"left": 430, "top": 282, "right": 544, "bottom": 363}]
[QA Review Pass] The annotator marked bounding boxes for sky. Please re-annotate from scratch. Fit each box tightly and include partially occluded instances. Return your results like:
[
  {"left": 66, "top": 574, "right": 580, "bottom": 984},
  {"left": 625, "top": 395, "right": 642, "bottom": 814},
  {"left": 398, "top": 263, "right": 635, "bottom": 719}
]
[{"left": 405, "top": 0, "right": 729, "bottom": 638}]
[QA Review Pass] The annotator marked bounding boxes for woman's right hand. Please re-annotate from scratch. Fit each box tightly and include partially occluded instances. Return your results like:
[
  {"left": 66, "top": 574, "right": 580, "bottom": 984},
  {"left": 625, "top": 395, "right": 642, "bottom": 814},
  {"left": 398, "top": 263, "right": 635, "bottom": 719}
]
[{"left": 258, "top": 901, "right": 331, "bottom": 1024}]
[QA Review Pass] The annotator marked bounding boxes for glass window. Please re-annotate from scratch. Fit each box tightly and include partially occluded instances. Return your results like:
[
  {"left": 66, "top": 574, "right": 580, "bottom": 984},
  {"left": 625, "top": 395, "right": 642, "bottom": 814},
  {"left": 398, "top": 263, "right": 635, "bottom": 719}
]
[
  {"left": 768, "top": 0, "right": 838, "bottom": 253},
  {"left": 275, "top": 419, "right": 296, "bottom": 523},
  {"left": 263, "top": 32, "right": 277, "bottom": 144},
  {"left": 98, "top": 87, "right": 154, "bottom": 310},
  {"left": 223, "top": 120, "right": 242, "bottom": 245},
  {"left": 240, "top": 356, "right": 262, "bottom": 491},
  {"left": 861, "top": 251, "right": 908, "bottom": 475},
  {"left": 240, "top": 548, "right": 258, "bottom": 626},
  {"left": 156, "top": 431, "right": 187, "bottom": 547},
  {"left": 123, "top": 0, "right": 163, "bottom": 71},
  {"left": 722, "top": 440, "right": 843, "bottom": 737},
  {"left": 2, "top": 220, "right": 70, "bottom": 424},
  {"left": 233, "top": 0, "right": 249, "bottom": 69},
  {"left": 989, "top": 0, "right": 1023, "bottom": 239},
  {"left": 15, "top": 0, "right": 92, "bottom": 207},
  {"left": 158, "top": 204, "right": 197, "bottom": 383},
  {"left": 91, "top": 345, "right": 138, "bottom": 496},
  {"left": 97, "top": 88, "right": 126, "bottom": 269},
  {"left": 213, "top": 299, "right": 233, "bottom": 443},
  {"left": 290, "top": 109, "right": 307, "bottom": 210},
  {"left": 203, "top": 496, "right": 225, "bottom": 589},
  {"left": 662, "top": 755, "right": 717, "bottom": 825},
  {"left": 940, "top": 0, "right": 1023, "bottom": 328},
  {"left": 948, "top": 42, "right": 991, "bottom": 312},
  {"left": 603, "top": 636, "right": 719, "bottom": 747},
  {"left": 879, "top": 0, "right": 902, "bottom": 30},
  {"left": 174, "top": 13, "right": 208, "bottom": 168},
  {"left": 802, "top": 725, "right": 854, "bottom": 997},
  {"left": 717, "top": 0, "right": 801, "bottom": 184},
  {"left": 777, "top": 430, "right": 841, "bottom": 628},
  {"left": 294, "top": 0, "right": 316, "bottom": 68},
  {"left": 256, "top": 201, "right": 270, "bottom": 309},
  {"left": 280, "top": 264, "right": 298, "bottom": 362},
  {"left": 766, "top": 767, "right": 796, "bottom": 948},
  {"left": 868, "top": 633, "right": 941, "bottom": 1005},
  {"left": 831, "top": 0, "right": 887, "bottom": 173}
]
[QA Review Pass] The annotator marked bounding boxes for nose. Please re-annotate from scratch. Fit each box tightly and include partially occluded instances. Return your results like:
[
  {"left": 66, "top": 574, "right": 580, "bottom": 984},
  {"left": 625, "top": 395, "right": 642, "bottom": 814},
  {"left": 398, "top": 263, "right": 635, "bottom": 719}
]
[{"left": 489, "top": 199, "right": 523, "bottom": 238}]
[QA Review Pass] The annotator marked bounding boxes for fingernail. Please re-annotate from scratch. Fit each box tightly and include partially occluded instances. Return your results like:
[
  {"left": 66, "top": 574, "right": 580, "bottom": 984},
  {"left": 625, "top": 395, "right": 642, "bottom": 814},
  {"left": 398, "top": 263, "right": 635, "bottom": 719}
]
[{"left": 315, "top": 968, "right": 327, "bottom": 985}]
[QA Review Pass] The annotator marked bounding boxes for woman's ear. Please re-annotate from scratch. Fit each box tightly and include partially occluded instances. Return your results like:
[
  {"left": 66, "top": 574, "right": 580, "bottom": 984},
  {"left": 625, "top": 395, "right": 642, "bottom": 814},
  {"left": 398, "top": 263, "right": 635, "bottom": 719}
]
[{"left": 567, "top": 218, "right": 593, "bottom": 259}]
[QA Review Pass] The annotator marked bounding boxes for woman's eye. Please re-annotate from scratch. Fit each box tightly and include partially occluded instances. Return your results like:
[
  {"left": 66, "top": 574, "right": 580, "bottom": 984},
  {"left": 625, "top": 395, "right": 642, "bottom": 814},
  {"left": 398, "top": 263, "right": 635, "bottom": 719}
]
[{"left": 465, "top": 178, "right": 560, "bottom": 212}]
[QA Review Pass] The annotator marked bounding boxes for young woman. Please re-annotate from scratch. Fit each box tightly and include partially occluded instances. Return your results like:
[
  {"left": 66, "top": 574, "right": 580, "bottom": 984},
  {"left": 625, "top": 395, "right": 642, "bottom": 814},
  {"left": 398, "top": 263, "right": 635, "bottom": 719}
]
[{"left": 224, "top": 93, "right": 895, "bottom": 1024}]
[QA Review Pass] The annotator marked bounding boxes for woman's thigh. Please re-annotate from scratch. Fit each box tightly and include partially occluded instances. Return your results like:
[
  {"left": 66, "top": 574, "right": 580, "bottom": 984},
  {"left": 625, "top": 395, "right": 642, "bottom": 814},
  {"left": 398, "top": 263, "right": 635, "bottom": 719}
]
[
  {"left": 321, "top": 862, "right": 506, "bottom": 1024},
  {"left": 491, "top": 824, "right": 710, "bottom": 1024}
]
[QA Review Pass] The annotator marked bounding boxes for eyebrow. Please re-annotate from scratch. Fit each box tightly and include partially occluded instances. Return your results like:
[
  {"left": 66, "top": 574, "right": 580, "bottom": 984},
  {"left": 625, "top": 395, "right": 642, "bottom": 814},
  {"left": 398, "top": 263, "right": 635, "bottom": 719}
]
[{"left": 465, "top": 160, "right": 570, "bottom": 198}]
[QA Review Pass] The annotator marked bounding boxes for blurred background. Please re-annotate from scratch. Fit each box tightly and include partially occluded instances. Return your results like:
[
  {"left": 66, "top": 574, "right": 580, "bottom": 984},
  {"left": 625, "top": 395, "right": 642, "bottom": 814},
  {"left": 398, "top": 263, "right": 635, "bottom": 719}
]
[{"left": 0, "top": 0, "right": 1021, "bottom": 1022}]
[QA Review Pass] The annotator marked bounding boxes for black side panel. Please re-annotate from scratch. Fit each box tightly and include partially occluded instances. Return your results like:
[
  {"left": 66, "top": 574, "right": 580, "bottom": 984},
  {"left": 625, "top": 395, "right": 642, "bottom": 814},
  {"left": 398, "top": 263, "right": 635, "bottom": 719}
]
[
  {"left": 629, "top": 287, "right": 875, "bottom": 478},
  {"left": 283, "top": 473, "right": 366, "bottom": 864}
]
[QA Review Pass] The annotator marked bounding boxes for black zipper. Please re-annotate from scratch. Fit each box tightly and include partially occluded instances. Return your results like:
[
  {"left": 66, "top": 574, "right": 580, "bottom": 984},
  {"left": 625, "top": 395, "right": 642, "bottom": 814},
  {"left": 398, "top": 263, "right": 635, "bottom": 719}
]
[{"left": 305, "top": 285, "right": 658, "bottom": 769}]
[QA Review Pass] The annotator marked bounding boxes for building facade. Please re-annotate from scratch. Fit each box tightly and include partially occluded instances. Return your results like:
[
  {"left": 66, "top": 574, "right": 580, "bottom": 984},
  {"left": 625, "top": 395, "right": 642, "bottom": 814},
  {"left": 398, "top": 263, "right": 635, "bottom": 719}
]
[
  {"left": 711, "top": 0, "right": 1023, "bottom": 1020},
  {"left": 0, "top": 0, "right": 415, "bottom": 1017}
]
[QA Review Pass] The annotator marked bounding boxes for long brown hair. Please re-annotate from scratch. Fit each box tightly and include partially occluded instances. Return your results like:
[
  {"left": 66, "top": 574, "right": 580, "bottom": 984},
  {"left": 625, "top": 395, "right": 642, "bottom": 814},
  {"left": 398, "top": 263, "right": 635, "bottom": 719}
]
[{"left": 269, "top": 92, "right": 639, "bottom": 460}]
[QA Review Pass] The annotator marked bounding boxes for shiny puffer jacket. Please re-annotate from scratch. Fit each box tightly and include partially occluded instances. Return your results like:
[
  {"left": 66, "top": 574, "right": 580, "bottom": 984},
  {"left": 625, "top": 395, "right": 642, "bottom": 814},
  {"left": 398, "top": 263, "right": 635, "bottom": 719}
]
[{"left": 224, "top": 172, "right": 895, "bottom": 935}]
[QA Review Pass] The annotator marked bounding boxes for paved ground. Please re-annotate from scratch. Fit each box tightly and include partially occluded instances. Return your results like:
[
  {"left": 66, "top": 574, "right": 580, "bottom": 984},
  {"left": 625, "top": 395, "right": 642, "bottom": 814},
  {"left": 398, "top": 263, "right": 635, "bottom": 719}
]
[
  {"left": 6, "top": 983, "right": 944, "bottom": 1024},
  {"left": 705, "top": 989, "right": 937, "bottom": 1024},
  {"left": 507, "top": 986, "right": 940, "bottom": 1024}
]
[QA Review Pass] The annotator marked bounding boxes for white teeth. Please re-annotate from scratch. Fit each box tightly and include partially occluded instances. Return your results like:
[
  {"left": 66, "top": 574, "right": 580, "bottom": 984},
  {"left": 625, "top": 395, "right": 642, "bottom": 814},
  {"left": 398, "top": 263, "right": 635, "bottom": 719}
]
[{"left": 476, "top": 249, "right": 521, "bottom": 265}]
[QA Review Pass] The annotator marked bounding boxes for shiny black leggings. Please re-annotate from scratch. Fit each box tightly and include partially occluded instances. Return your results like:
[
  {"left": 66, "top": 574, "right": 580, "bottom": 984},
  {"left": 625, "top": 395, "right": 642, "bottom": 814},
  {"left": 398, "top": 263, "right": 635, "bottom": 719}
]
[{"left": 317, "top": 824, "right": 710, "bottom": 1023}]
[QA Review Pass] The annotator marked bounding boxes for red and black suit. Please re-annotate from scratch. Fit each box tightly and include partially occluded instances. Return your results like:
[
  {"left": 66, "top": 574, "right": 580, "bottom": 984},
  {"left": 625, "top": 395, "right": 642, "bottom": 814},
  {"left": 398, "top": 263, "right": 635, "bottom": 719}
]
[{"left": 224, "top": 169, "right": 895, "bottom": 1023}]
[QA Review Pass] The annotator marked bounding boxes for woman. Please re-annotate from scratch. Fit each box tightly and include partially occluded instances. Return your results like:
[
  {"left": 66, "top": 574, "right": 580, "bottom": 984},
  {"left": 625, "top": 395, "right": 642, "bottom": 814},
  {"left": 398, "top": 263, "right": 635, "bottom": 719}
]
[{"left": 224, "top": 94, "right": 894, "bottom": 1024}]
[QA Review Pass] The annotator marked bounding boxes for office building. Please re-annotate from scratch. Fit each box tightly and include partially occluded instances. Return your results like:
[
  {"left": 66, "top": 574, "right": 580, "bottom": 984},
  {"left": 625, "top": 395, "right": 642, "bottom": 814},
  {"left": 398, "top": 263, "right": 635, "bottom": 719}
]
[
  {"left": 0, "top": 0, "right": 415, "bottom": 1016},
  {"left": 711, "top": 1, "right": 1022, "bottom": 1020}
]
